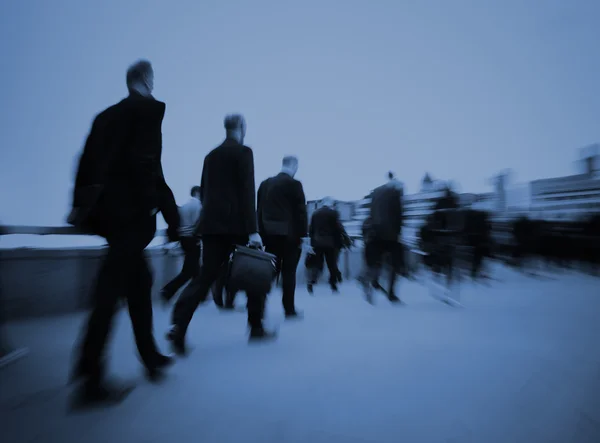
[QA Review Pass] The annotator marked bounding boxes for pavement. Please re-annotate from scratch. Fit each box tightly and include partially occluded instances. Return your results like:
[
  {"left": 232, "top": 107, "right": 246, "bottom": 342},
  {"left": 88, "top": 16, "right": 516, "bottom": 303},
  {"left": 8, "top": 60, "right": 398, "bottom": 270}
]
[{"left": 2, "top": 265, "right": 600, "bottom": 443}]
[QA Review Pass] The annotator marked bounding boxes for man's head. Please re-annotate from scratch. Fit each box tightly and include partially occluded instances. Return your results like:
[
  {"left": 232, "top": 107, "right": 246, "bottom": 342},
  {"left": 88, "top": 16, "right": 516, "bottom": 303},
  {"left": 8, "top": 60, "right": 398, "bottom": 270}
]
[
  {"left": 126, "top": 60, "right": 154, "bottom": 95},
  {"left": 190, "top": 185, "right": 201, "bottom": 199},
  {"left": 224, "top": 114, "right": 246, "bottom": 143},
  {"left": 386, "top": 171, "right": 403, "bottom": 192},
  {"left": 281, "top": 155, "right": 299, "bottom": 177}
]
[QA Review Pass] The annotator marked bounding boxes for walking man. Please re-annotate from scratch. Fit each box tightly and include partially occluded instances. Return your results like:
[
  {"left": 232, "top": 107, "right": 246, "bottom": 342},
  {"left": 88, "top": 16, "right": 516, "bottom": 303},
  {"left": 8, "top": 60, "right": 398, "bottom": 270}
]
[
  {"left": 307, "top": 197, "right": 344, "bottom": 294},
  {"left": 257, "top": 155, "right": 308, "bottom": 319},
  {"left": 168, "top": 114, "right": 275, "bottom": 354},
  {"left": 360, "top": 172, "right": 404, "bottom": 304},
  {"left": 160, "top": 186, "right": 202, "bottom": 304},
  {"left": 68, "top": 60, "right": 180, "bottom": 408}
]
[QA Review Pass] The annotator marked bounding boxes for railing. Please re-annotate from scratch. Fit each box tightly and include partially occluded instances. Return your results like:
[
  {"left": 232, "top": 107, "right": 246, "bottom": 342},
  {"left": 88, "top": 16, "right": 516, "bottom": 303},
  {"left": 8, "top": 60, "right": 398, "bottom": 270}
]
[{"left": 0, "top": 225, "right": 169, "bottom": 237}]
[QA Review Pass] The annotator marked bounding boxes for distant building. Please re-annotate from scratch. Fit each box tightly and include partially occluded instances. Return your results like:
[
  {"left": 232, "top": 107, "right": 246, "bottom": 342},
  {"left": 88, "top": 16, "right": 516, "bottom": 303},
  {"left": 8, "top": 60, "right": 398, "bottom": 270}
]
[
  {"left": 402, "top": 174, "right": 448, "bottom": 244},
  {"left": 470, "top": 192, "right": 496, "bottom": 212},
  {"left": 529, "top": 148, "right": 600, "bottom": 222},
  {"left": 459, "top": 193, "right": 477, "bottom": 207}
]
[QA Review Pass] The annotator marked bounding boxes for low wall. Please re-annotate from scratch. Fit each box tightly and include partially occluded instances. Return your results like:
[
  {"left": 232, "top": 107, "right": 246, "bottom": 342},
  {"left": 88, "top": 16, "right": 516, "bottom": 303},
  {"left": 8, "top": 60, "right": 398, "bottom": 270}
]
[{"left": 0, "top": 246, "right": 422, "bottom": 321}]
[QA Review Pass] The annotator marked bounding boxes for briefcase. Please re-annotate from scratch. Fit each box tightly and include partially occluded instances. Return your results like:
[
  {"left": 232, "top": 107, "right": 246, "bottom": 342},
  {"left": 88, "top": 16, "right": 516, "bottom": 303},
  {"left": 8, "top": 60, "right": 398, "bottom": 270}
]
[{"left": 228, "top": 245, "right": 277, "bottom": 295}]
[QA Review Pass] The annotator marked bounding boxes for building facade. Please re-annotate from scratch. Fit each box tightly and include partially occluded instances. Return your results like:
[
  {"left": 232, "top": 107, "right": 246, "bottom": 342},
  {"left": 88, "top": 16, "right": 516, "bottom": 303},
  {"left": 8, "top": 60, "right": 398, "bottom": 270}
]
[{"left": 529, "top": 151, "right": 600, "bottom": 222}]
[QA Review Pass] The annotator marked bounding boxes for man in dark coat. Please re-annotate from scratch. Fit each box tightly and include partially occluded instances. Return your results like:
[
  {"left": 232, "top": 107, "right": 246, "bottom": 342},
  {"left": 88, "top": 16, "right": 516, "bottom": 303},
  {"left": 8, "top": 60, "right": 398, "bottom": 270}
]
[
  {"left": 257, "top": 155, "right": 308, "bottom": 318},
  {"left": 307, "top": 197, "right": 344, "bottom": 293},
  {"left": 168, "top": 114, "right": 275, "bottom": 353},
  {"left": 68, "top": 60, "right": 180, "bottom": 408},
  {"left": 360, "top": 173, "right": 404, "bottom": 304}
]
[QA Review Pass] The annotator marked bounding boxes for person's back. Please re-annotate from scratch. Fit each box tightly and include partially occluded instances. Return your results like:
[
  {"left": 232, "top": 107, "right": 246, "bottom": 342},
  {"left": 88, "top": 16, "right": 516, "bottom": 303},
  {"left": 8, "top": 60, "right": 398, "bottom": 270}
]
[
  {"left": 259, "top": 169, "right": 307, "bottom": 240},
  {"left": 310, "top": 205, "right": 340, "bottom": 247},
  {"left": 71, "top": 90, "right": 178, "bottom": 238},
  {"left": 370, "top": 182, "right": 403, "bottom": 242},
  {"left": 196, "top": 139, "right": 257, "bottom": 237},
  {"left": 178, "top": 194, "right": 202, "bottom": 238}
]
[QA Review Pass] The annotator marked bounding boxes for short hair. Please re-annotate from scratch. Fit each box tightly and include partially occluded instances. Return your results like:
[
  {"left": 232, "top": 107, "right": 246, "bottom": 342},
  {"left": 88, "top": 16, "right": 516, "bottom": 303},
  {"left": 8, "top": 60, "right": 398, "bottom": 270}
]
[
  {"left": 388, "top": 171, "right": 395, "bottom": 180},
  {"left": 126, "top": 59, "right": 153, "bottom": 89},
  {"left": 224, "top": 114, "right": 245, "bottom": 132},
  {"left": 190, "top": 185, "right": 201, "bottom": 196},
  {"left": 282, "top": 155, "right": 298, "bottom": 167}
]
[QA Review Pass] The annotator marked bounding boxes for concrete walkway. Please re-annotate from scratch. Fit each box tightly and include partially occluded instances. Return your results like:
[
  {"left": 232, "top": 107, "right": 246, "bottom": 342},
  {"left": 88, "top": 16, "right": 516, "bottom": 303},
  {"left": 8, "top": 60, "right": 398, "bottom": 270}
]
[{"left": 2, "top": 267, "right": 600, "bottom": 443}]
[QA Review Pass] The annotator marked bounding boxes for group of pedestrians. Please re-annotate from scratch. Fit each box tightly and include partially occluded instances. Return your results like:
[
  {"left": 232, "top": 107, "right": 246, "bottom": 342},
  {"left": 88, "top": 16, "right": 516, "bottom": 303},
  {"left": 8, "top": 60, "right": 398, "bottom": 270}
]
[{"left": 66, "top": 60, "right": 363, "bottom": 409}]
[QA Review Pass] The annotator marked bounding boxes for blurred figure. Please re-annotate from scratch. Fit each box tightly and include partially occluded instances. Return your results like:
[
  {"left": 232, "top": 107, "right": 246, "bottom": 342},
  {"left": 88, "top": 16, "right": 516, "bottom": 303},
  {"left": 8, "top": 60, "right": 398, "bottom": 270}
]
[
  {"left": 68, "top": 60, "right": 180, "bottom": 408},
  {"left": 257, "top": 155, "right": 308, "bottom": 319},
  {"left": 360, "top": 172, "right": 404, "bottom": 304},
  {"left": 168, "top": 114, "right": 275, "bottom": 354},
  {"left": 358, "top": 215, "right": 388, "bottom": 295},
  {"left": 160, "top": 186, "right": 202, "bottom": 305},
  {"left": 307, "top": 197, "right": 345, "bottom": 293},
  {"left": 332, "top": 201, "right": 353, "bottom": 284},
  {"left": 464, "top": 210, "right": 491, "bottom": 280}
]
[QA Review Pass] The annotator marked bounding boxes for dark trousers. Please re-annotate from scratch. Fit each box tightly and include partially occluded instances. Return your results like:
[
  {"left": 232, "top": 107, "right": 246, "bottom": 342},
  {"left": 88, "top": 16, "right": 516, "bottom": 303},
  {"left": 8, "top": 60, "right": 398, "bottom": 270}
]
[
  {"left": 333, "top": 248, "right": 343, "bottom": 283},
  {"left": 364, "top": 238, "right": 404, "bottom": 295},
  {"left": 264, "top": 235, "right": 302, "bottom": 314},
  {"left": 309, "top": 247, "right": 339, "bottom": 286},
  {"left": 162, "top": 236, "right": 200, "bottom": 299},
  {"left": 171, "top": 235, "right": 266, "bottom": 334},
  {"left": 212, "top": 261, "right": 239, "bottom": 308},
  {"left": 73, "top": 217, "right": 161, "bottom": 384}
]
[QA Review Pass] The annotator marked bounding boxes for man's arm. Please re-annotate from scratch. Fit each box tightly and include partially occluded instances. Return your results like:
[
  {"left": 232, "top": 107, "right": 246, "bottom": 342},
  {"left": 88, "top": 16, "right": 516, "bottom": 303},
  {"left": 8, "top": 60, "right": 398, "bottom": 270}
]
[
  {"left": 199, "top": 156, "right": 207, "bottom": 205},
  {"left": 257, "top": 179, "right": 265, "bottom": 235},
  {"left": 308, "top": 212, "right": 315, "bottom": 239},
  {"left": 238, "top": 147, "right": 258, "bottom": 235},
  {"left": 157, "top": 164, "right": 180, "bottom": 241},
  {"left": 127, "top": 105, "right": 164, "bottom": 212},
  {"left": 293, "top": 181, "right": 308, "bottom": 238},
  {"left": 193, "top": 159, "right": 208, "bottom": 237}
]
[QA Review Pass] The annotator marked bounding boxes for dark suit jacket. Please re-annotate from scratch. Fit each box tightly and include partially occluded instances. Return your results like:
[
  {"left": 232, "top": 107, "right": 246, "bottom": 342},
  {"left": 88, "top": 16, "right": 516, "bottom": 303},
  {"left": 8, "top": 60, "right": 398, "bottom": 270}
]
[
  {"left": 70, "top": 92, "right": 179, "bottom": 238},
  {"left": 370, "top": 183, "right": 403, "bottom": 242},
  {"left": 195, "top": 138, "right": 258, "bottom": 236},
  {"left": 257, "top": 172, "right": 308, "bottom": 242},
  {"left": 309, "top": 206, "right": 344, "bottom": 249}
]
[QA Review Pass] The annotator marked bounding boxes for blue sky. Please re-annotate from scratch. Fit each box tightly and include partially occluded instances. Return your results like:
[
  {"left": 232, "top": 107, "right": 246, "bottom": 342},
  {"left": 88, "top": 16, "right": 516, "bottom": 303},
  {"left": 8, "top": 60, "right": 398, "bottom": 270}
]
[{"left": 1, "top": 0, "right": 599, "bottom": 235}]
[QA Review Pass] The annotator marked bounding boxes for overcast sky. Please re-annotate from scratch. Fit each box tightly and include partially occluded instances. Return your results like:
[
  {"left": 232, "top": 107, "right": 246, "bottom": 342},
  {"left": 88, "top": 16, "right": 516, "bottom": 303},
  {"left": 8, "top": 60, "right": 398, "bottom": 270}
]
[{"left": 1, "top": 0, "right": 598, "bottom": 247}]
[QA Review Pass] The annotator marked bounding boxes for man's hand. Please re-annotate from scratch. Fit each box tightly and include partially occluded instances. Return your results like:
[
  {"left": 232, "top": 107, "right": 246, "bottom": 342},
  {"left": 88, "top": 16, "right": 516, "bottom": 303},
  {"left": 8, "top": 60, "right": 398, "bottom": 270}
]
[
  {"left": 301, "top": 238, "right": 314, "bottom": 254},
  {"left": 248, "top": 232, "right": 263, "bottom": 248}
]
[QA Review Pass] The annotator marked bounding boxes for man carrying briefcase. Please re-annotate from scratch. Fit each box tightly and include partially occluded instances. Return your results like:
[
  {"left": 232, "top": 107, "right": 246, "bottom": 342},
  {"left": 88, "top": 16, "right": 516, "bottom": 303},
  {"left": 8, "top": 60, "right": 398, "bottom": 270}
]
[{"left": 168, "top": 115, "right": 277, "bottom": 355}]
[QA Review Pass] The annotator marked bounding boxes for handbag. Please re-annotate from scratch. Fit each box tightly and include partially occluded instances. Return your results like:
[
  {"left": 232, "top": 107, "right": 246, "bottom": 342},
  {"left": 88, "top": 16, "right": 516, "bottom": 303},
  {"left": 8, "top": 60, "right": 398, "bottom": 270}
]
[{"left": 227, "top": 245, "right": 277, "bottom": 295}]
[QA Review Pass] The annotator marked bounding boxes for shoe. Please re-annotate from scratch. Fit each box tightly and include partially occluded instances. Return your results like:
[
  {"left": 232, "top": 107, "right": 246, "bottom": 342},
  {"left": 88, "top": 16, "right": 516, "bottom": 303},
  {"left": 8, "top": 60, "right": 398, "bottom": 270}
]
[
  {"left": 145, "top": 353, "right": 175, "bottom": 382},
  {"left": 358, "top": 278, "right": 374, "bottom": 305},
  {"left": 372, "top": 281, "right": 388, "bottom": 295},
  {"left": 307, "top": 284, "right": 314, "bottom": 295},
  {"left": 68, "top": 378, "right": 135, "bottom": 411},
  {"left": 155, "top": 353, "right": 175, "bottom": 368},
  {"left": 166, "top": 328, "right": 187, "bottom": 356},
  {"left": 285, "top": 310, "right": 303, "bottom": 320},
  {"left": 388, "top": 293, "right": 401, "bottom": 303},
  {"left": 248, "top": 328, "right": 277, "bottom": 342}
]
